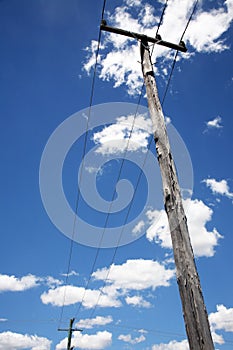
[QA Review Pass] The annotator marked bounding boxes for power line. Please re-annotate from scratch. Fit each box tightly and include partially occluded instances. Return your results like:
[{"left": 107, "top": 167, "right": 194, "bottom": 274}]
[
  {"left": 58, "top": 0, "right": 107, "bottom": 328},
  {"left": 86, "top": 137, "right": 154, "bottom": 322},
  {"left": 161, "top": 0, "right": 198, "bottom": 105},
  {"left": 73, "top": 84, "right": 145, "bottom": 320},
  {"left": 73, "top": 2, "right": 173, "bottom": 320},
  {"left": 80, "top": 0, "right": 200, "bottom": 320},
  {"left": 70, "top": 0, "right": 198, "bottom": 323},
  {"left": 155, "top": 0, "right": 168, "bottom": 38}
]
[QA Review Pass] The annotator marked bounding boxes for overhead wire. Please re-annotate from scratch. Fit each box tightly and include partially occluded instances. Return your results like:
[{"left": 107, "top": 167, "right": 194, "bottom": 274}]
[
  {"left": 81, "top": 0, "right": 200, "bottom": 321},
  {"left": 86, "top": 136, "right": 154, "bottom": 321},
  {"left": 72, "top": 6, "right": 170, "bottom": 319},
  {"left": 72, "top": 0, "right": 172, "bottom": 322},
  {"left": 57, "top": 0, "right": 107, "bottom": 328},
  {"left": 76, "top": 0, "right": 172, "bottom": 322},
  {"left": 161, "top": 0, "right": 198, "bottom": 105},
  {"left": 73, "top": 85, "right": 145, "bottom": 320},
  {"left": 155, "top": 0, "right": 168, "bottom": 38}
]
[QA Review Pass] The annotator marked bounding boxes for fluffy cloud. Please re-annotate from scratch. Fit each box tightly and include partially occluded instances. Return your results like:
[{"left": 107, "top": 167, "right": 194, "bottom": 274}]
[
  {"left": 151, "top": 339, "right": 189, "bottom": 349},
  {"left": 149, "top": 305, "right": 233, "bottom": 349},
  {"left": 92, "top": 114, "right": 151, "bottom": 155},
  {"left": 76, "top": 316, "right": 113, "bottom": 330},
  {"left": 132, "top": 220, "right": 146, "bottom": 236},
  {"left": 203, "top": 178, "right": 233, "bottom": 199},
  {"left": 146, "top": 198, "right": 222, "bottom": 257},
  {"left": 41, "top": 285, "right": 121, "bottom": 308},
  {"left": 41, "top": 259, "right": 174, "bottom": 309},
  {"left": 92, "top": 259, "right": 175, "bottom": 291},
  {"left": 118, "top": 333, "right": 146, "bottom": 344},
  {"left": 125, "top": 295, "right": 151, "bottom": 308},
  {"left": 206, "top": 116, "right": 223, "bottom": 129},
  {"left": 0, "top": 331, "right": 51, "bottom": 350},
  {"left": 0, "top": 274, "right": 39, "bottom": 292},
  {"left": 0, "top": 273, "right": 62, "bottom": 293},
  {"left": 60, "top": 270, "right": 78, "bottom": 277},
  {"left": 56, "top": 331, "right": 112, "bottom": 350},
  {"left": 84, "top": 0, "right": 233, "bottom": 95},
  {"left": 209, "top": 304, "right": 233, "bottom": 333}
]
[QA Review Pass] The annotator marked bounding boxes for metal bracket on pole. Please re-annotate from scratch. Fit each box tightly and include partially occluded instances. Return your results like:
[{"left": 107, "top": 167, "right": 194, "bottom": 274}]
[{"left": 100, "top": 20, "right": 187, "bottom": 53}]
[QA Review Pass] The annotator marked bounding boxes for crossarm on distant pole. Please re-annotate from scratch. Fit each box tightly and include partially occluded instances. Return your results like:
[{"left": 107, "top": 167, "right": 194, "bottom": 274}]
[
  {"left": 100, "top": 21, "right": 187, "bottom": 52},
  {"left": 58, "top": 318, "right": 83, "bottom": 350}
]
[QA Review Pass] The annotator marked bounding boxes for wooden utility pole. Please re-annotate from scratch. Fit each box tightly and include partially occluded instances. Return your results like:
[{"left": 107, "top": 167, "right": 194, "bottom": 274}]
[
  {"left": 101, "top": 21, "right": 214, "bottom": 350},
  {"left": 58, "top": 318, "right": 83, "bottom": 350}
]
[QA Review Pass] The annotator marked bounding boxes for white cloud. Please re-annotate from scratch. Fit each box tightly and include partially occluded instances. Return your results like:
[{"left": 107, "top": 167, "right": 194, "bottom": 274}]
[
  {"left": 209, "top": 304, "right": 233, "bottom": 333},
  {"left": 150, "top": 305, "right": 233, "bottom": 349},
  {"left": 165, "top": 116, "right": 172, "bottom": 125},
  {"left": 146, "top": 198, "right": 222, "bottom": 257},
  {"left": 83, "top": 40, "right": 105, "bottom": 74},
  {"left": 76, "top": 316, "right": 113, "bottom": 330},
  {"left": 125, "top": 0, "right": 141, "bottom": 6},
  {"left": 93, "top": 114, "right": 151, "bottom": 155},
  {"left": 0, "top": 273, "right": 62, "bottom": 293},
  {"left": 60, "top": 270, "right": 79, "bottom": 277},
  {"left": 0, "top": 319, "right": 7, "bottom": 322},
  {"left": 151, "top": 339, "right": 189, "bottom": 350},
  {"left": 44, "top": 276, "right": 62, "bottom": 288},
  {"left": 206, "top": 116, "right": 223, "bottom": 129},
  {"left": 0, "top": 274, "right": 39, "bottom": 292},
  {"left": 92, "top": 259, "right": 175, "bottom": 291},
  {"left": 184, "top": 2, "right": 233, "bottom": 52},
  {"left": 41, "top": 285, "right": 121, "bottom": 308},
  {"left": 203, "top": 178, "right": 233, "bottom": 199},
  {"left": 56, "top": 331, "right": 112, "bottom": 350},
  {"left": 84, "top": 0, "right": 233, "bottom": 95},
  {"left": 125, "top": 295, "right": 151, "bottom": 308},
  {"left": 132, "top": 220, "right": 145, "bottom": 236},
  {"left": 118, "top": 333, "right": 146, "bottom": 344},
  {"left": 0, "top": 331, "right": 51, "bottom": 350},
  {"left": 211, "top": 330, "right": 225, "bottom": 345},
  {"left": 85, "top": 166, "right": 103, "bottom": 176}
]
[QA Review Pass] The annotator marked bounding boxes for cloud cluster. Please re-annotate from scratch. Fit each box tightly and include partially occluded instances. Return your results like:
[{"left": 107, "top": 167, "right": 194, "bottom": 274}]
[
  {"left": 55, "top": 330, "right": 112, "bottom": 350},
  {"left": 92, "top": 113, "right": 151, "bottom": 154},
  {"left": 206, "top": 116, "right": 223, "bottom": 129},
  {"left": 76, "top": 315, "right": 113, "bottom": 330},
  {"left": 92, "top": 259, "right": 175, "bottom": 291},
  {"left": 125, "top": 295, "right": 151, "bottom": 308},
  {"left": 0, "top": 273, "right": 61, "bottom": 293},
  {"left": 41, "top": 285, "right": 121, "bottom": 308},
  {"left": 84, "top": 0, "right": 233, "bottom": 95},
  {"left": 118, "top": 333, "right": 146, "bottom": 344},
  {"left": 209, "top": 304, "right": 233, "bottom": 333},
  {"left": 203, "top": 178, "right": 233, "bottom": 199},
  {"left": 151, "top": 339, "right": 189, "bottom": 350},
  {"left": 0, "top": 331, "right": 51, "bottom": 350},
  {"left": 41, "top": 259, "right": 174, "bottom": 309},
  {"left": 145, "top": 198, "right": 222, "bottom": 257},
  {"left": 0, "top": 274, "right": 39, "bottom": 293},
  {"left": 151, "top": 304, "right": 233, "bottom": 348}
]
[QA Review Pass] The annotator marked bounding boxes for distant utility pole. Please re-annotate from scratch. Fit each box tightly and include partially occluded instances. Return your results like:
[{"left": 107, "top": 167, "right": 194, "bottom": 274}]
[
  {"left": 101, "top": 21, "right": 214, "bottom": 350},
  {"left": 58, "top": 318, "right": 83, "bottom": 350}
]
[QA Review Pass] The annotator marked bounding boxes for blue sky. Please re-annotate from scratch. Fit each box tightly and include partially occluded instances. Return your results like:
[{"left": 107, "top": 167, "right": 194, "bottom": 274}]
[{"left": 1, "top": 0, "right": 233, "bottom": 349}]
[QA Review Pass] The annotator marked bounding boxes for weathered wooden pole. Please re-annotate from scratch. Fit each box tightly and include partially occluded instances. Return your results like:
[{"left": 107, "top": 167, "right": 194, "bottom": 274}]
[
  {"left": 100, "top": 21, "right": 215, "bottom": 349},
  {"left": 140, "top": 38, "right": 214, "bottom": 350}
]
